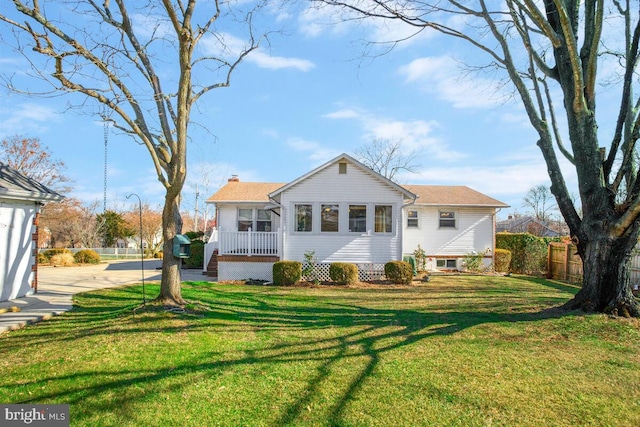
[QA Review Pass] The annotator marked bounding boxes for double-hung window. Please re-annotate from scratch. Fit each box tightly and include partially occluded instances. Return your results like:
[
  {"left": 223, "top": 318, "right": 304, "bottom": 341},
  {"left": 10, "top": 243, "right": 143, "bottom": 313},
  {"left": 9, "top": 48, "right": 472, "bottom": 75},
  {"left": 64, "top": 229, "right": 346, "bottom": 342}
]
[
  {"left": 439, "top": 211, "right": 456, "bottom": 228},
  {"left": 238, "top": 209, "right": 253, "bottom": 231},
  {"left": 238, "top": 208, "right": 272, "bottom": 231},
  {"left": 256, "top": 209, "right": 272, "bottom": 231},
  {"left": 407, "top": 210, "right": 419, "bottom": 228}
]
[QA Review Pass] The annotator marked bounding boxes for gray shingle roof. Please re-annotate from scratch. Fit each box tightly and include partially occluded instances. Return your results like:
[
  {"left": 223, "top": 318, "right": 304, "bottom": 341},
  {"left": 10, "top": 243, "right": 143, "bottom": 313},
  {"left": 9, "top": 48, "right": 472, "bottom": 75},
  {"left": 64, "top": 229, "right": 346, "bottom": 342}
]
[{"left": 0, "top": 162, "right": 64, "bottom": 203}]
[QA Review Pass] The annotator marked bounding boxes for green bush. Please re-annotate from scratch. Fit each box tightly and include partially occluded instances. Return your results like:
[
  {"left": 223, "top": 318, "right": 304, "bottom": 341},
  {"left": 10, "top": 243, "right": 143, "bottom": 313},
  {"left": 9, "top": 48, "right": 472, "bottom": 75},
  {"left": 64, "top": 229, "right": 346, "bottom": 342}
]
[
  {"left": 494, "top": 249, "right": 512, "bottom": 273},
  {"left": 273, "top": 261, "right": 302, "bottom": 286},
  {"left": 183, "top": 239, "right": 204, "bottom": 268},
  {"left": 384, "top": 261, "right": 413, "bottom": 285},
  {"left": 73, "top": 249, "right": 101, "bottom": 264},
  {"left": 329, "top": 262, "right": 359, "bottom": 285}
]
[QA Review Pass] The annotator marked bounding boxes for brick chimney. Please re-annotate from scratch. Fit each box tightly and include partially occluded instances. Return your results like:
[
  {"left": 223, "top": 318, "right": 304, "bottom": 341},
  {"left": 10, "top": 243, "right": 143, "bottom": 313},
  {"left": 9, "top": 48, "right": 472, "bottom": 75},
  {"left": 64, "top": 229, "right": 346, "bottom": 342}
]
[{"left": 228, "top": 175, "right": 239, "bottom": 182}]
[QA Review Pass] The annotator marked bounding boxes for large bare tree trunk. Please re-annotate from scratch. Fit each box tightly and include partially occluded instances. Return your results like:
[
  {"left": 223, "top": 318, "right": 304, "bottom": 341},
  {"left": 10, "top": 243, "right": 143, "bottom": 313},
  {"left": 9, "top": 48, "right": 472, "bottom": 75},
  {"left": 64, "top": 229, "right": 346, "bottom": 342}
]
[
  {"left": 158, "top": 190, "right": 186, "bottom": 306},
  {"left": 567, "top": 230, "right": 640, "bottom": 317}
]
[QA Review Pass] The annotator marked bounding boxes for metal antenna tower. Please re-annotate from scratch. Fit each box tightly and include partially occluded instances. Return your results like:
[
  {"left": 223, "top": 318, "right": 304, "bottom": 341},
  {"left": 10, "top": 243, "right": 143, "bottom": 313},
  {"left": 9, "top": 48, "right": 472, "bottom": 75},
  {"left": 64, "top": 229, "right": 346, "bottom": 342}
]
[{"left": 102, "top": 107, "right": 108, "bottom": 212}]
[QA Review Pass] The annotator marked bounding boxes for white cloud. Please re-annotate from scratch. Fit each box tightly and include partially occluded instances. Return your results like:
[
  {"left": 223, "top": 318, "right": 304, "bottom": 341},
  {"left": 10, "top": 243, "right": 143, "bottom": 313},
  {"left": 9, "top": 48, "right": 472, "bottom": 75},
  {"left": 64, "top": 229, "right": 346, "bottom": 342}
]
[
  {"left": 324, "top": 107, "right": 463, "bottom": 161},
  {"left": 324, "top": 109, "right": 361, "bottom": 119},
  {"left": 286, "top": 137, "right": 341, "bottom": 164},
  {"left": 200, "top": 32, "right": 314, "bottom": 72},
  {"left": 0, "top": 102, "right": 61, "bottom": 136},
  {"left": 248, "top": 51, "right": 315, "bottom": 71},
  {"left": 398, "top": 56, "right": 508, "bottom": 109},
  {"left": 130, "top": 14, "right": 173, "bottom": 40},
  {"left": 298, "top": 2, "right": 437, "bottom": 48}
]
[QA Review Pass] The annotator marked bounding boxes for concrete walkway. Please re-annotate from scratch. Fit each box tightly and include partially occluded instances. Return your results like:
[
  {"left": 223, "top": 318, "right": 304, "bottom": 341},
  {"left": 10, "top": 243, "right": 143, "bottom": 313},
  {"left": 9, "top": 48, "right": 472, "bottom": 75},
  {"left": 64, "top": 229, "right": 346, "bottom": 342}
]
[{"left": 0, "top": 260, "right": 214, "bottom": 335}]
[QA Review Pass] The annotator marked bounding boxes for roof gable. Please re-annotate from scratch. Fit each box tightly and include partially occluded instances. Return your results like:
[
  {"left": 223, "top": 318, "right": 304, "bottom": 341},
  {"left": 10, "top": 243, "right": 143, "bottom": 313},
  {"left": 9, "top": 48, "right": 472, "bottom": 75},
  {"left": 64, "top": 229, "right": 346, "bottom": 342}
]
[
  {"left": 269, "top": 153, "right": 416, "bottom": 201},
  {"left": 0, "top": 162, "right": 64, "bottom": 203}
]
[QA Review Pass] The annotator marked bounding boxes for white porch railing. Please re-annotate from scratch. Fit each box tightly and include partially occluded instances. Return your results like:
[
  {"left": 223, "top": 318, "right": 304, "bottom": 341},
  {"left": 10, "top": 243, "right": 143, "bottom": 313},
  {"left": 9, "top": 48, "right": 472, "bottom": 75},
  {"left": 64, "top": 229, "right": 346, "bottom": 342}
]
[{"left": 211, "top": 230, "right": 279, "bottom": 256}]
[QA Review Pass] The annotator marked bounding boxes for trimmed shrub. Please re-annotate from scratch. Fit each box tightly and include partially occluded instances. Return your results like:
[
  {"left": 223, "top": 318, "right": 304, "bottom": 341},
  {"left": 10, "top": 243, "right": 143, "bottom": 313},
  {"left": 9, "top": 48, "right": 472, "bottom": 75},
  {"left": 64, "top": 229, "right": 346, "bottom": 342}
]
[
  {"left": 273, "top": 261, "right": 302, "bottom": 286},
  {"left": 73, "top": 249, "right": 101, "bottom": 264},
  {"left": 385, "top": 261, "right": 413, "bottom": 285},
  {"left": 329, "top": 262, "right": 359, "bottom": 285},
  {"left": 183, "top": 240, "right": 204, "bottom": 268},
  {"left": 50, "top": 253, "right": 75, "bottom": 267},
  {"left": 494, "top": 249, "right": 512, "bottom": 273},
  {"left": 37, "top": 252, "right": 48, "bottom": 265}
]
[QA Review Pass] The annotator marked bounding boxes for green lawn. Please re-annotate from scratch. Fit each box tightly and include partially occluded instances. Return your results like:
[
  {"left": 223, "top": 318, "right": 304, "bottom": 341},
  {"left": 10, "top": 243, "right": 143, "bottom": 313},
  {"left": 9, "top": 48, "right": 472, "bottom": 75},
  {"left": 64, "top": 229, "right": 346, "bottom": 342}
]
[{"left": 1, "top": 276, "right": 639, "bottom": 427}]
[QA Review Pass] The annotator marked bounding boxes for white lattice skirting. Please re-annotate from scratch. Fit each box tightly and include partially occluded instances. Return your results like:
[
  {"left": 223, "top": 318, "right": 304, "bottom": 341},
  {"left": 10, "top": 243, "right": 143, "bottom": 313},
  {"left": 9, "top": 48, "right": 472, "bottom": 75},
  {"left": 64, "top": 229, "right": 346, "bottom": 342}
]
[
  {"left": 302, "top": 263, "right": 387, "bottom": 282},
  {"left": 217, "top": 261, "right": 386, "bottom": 282}
]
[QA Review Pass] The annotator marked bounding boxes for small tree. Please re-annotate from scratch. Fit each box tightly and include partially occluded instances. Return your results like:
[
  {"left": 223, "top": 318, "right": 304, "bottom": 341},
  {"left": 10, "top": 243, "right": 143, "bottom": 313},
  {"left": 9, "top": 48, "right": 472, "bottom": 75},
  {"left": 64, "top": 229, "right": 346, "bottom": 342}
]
[
  {"left": 523, "top": 185, "right": 557, "bottom": 223},
  {"left": 413, "top": 244, "right": 427, "bottom": 273},
  {"left": 354, "top": 138, "right": 419, "bottom": 182},
  {"left": 123, "top": 204, "right": 163, "bottom": 252},
  {"left": 0, "top": 135, "right": 72, "bottom": 193},
  {"left": 40, "top": 199, "right": 101, "bottom": 248},
  {"left": 96, "top": 210, "right": 134, "bottom": 248}
]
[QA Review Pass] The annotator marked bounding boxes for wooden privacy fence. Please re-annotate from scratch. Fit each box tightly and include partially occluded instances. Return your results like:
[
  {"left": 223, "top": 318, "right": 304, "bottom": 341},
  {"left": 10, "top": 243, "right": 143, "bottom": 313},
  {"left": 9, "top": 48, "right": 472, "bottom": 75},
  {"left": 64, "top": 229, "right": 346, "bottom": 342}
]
[
  {"left": 548, "top": 243, "right": 583, "bottom": 283},
  {"left": 548, "top": 242, "right": 640, "bottom": 285}
]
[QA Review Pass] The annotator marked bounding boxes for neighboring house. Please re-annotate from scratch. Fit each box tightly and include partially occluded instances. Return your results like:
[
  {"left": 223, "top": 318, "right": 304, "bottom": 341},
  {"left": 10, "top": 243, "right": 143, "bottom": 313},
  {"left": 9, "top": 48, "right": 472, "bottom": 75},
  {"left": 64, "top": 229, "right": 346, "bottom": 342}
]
[
  {"left": 0, "top": 162, "right": 64, "bottom": 302},
  {"left": 205, "top": 154, "right": 509, "bottom": 281},
  {"left": 496, "top": 215, "right": 566, "bottom": 237}
]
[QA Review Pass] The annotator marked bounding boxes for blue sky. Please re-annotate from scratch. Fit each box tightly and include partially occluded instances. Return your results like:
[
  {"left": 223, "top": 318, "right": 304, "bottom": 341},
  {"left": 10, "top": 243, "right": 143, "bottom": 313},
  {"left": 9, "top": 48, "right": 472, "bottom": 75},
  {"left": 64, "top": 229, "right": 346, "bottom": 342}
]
[{"left": 0, "top": 2, "right": 580, "bottom": 220}]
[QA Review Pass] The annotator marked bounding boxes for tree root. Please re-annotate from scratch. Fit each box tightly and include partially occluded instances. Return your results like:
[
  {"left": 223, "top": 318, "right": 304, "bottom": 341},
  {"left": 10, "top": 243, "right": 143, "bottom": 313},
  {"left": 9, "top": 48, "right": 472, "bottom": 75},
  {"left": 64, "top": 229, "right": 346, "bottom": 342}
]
[
  {"left": 560, "top": 294, "right": 640, "bottom": 318},
  {"left": 154, "top": 295, "right": 187, "bottom": 308}
]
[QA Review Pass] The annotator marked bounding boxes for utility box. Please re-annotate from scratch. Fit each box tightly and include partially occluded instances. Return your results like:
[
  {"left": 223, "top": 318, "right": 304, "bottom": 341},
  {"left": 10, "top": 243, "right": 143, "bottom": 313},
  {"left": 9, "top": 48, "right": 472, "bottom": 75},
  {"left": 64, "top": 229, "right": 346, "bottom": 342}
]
[{"left": 173, "top": 234, "right": 191, "bottom": 258}]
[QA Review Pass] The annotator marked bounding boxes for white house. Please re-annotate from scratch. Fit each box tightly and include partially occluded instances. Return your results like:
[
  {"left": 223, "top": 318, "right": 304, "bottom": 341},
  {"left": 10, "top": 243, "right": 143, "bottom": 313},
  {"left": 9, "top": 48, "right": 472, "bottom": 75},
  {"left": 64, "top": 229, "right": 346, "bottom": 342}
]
[
  {"left": 0, "top": 163, "right": 64, "bottom": 302},
  {"left": 204, "top": 154, "right": 508, "bottom": 281}
]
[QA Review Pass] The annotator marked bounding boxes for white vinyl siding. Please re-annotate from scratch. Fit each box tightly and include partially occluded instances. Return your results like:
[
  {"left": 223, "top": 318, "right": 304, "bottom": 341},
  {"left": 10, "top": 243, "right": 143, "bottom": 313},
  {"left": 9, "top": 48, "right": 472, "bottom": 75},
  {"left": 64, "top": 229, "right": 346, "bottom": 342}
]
[{"left": 403, "top": 206, "right": 495, "bottom": 257}]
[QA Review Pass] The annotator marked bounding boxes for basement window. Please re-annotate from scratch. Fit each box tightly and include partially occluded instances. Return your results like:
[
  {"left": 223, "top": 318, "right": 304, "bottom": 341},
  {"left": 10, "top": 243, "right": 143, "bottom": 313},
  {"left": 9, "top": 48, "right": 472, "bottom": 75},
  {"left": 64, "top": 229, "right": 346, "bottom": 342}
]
[{"left": 436, "top": 259, "right": 457, "bottom": 269}]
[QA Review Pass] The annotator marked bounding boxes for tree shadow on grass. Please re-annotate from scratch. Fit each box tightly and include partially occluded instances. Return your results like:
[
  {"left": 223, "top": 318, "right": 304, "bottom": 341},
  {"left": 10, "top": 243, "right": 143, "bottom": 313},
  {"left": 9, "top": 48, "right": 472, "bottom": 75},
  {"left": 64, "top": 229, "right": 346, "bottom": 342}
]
[
  {"left": 515, "top": 275, "right": 582, "bottom": 295},
  {"left": 2, "top": 283, "right": 577, "bottom": 426}
]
